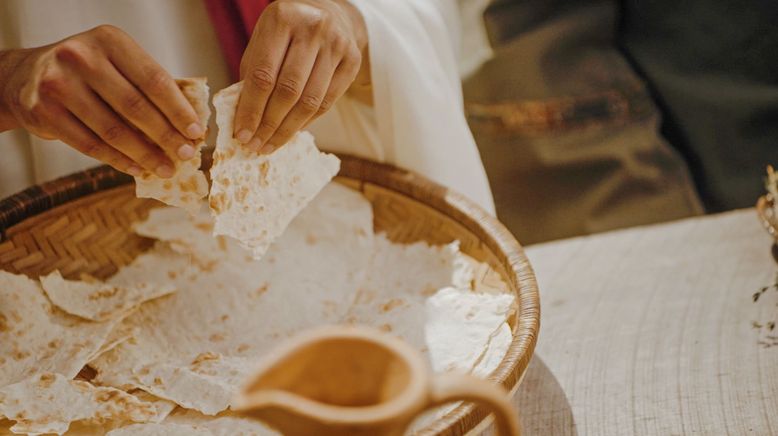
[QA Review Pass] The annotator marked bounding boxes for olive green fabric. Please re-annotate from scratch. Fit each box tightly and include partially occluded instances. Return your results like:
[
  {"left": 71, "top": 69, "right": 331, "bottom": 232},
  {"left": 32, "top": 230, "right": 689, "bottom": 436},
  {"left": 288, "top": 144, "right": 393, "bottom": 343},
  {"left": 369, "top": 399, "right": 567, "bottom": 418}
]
[
  {"left": 465, "top": 0, "right": 703, "bottom": 244},
  {"left": 620, "top": 0, "right": 778, "bottom": 211}
]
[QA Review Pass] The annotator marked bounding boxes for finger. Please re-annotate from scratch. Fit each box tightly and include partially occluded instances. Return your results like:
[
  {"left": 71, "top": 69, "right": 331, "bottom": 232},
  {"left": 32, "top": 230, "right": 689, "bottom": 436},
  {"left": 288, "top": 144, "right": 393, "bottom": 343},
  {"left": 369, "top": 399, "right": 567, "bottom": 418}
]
[
  {"left": 48, "top": 105, "right": 141, "bottom": 176},
  {"left": 81, "top": 58, "right": 197, "bottom": 161},
  {"left": 250, "top": 38, "right": 319, "bottom": 152},
  {"left": 62, "top": 81, "right": 175, "bottom": 178},
  {"left": 98, "top": 28, "right": 205, "bottom": 140},
  {"left": 234, "top": 22, "right": 291, "bottom": 144},
  {"left": 263, "top": 55, "right": 337, "bottom": 151},
  {"left": 304, "top": 50, "right": 361, "bottom": 128}
]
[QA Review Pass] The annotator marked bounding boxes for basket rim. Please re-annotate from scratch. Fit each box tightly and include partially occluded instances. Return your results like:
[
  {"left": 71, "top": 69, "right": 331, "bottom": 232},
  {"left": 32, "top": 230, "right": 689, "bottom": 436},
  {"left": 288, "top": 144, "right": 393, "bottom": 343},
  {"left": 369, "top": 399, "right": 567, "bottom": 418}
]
[{"left": 0, "top": 156, "right": 540, "bottom": 435}]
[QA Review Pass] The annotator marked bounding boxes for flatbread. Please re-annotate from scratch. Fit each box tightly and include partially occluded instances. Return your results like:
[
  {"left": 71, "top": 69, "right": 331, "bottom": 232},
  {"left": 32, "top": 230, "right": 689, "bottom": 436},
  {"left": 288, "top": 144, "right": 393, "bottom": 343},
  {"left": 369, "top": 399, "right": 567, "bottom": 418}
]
[
  {"left": 0, "top": 271, "right": 120, "bottom": 387},
  {"left": 132, "top": 206, "right": 245, "bottom": 263},
  {"left": 40, "top": 271, "right": 176, "bottom": 322},
  {"left": 344, "top": 235, "right": 475, "bottom": 351},
  {"left": 209, "top": 82, "right": 340, "bottom": 259},
  {"left": 106, "top": 409, "right": 278, "bottom": 436},
  {"left": 129, "top": 391, "right": 177, "bottom": 424},
  {"left": 0, "top": 373, "right": 157, "bottom": 435},
  {"left": 164, "top": 409, "right": 278, "bottom": 436},
  {"left": 106, "top": 423, "right": 211, "bottom": 436},
  {"left": 343, "top": 235, "right": 515, "bottom": 376},
  {"left": 92, "top": 182, "right": 515, "bottom": 417},
  {"left": 39, "top": 391, "right": 175, "bottom": 436},
  {"left": 424, "top": 287, "right": 515, "bottom": 374},
  {"left": 92, "top": 183, "right": 374, "bottom": 415},
  {"left": 135, "top": 78, "right": 210, "bottom": 214},
  {"left": 88, "top": 324, "right": 140, "bottom": 364}
]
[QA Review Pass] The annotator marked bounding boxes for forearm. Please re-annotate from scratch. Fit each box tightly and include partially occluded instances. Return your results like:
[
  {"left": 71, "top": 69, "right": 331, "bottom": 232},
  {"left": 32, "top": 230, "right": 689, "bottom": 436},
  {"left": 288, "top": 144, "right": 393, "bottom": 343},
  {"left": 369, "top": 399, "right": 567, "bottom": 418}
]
[{"left": 0, "top": 49, "right": 25, "bottom": 131}]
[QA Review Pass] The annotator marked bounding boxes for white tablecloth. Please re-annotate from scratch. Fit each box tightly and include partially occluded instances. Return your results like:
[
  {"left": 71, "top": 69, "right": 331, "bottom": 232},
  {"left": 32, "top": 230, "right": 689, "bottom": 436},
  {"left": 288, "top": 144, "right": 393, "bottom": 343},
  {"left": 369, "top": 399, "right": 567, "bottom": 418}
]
[{"left": 509, "top": 209, "right": 778, "bottom": 435}]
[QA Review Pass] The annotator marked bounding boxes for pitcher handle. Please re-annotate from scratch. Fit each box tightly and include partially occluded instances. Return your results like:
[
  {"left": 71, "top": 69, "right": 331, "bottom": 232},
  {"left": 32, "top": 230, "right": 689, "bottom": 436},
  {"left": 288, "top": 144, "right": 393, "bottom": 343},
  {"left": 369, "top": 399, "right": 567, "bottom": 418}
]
[{"left": 428, "top": 373, "right": 520, "bottom": 436}]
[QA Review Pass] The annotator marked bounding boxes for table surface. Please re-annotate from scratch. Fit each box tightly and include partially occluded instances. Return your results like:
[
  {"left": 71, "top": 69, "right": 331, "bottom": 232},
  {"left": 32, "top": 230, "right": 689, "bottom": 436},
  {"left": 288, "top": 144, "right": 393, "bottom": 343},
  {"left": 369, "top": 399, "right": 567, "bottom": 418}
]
[{"left": 505, "top": 209, "right": 778, "bottom": 435}]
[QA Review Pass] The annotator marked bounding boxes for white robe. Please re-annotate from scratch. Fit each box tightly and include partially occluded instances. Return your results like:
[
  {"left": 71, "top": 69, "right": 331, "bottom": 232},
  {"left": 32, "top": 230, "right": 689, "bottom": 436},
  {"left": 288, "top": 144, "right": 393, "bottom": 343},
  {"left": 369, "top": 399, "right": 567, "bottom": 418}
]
[{"left": 0, "top": 0, "right": 495, "bottom": 212}]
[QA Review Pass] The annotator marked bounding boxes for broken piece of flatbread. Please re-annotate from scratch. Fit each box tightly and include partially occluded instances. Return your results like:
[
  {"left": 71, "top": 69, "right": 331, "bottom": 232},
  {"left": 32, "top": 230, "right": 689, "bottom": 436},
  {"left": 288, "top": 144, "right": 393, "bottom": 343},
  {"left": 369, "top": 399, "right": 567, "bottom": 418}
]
[
  {"left": 135, "top": 78, "right": 210, "bottom": 214},
  {"left": 0, "top": 271, "right": 121, "bottom": 387},
  {"left": 133, "top": 206, "right": 246, "bottom": 263},
  {"left": 106, "top": 423, "right": 212, "bottom": 436},
  {"left": 106, "top": 409, "right": 279, "bottom": 436},
  {"left": 0, "top": 373, "right": 158, "bottom": 435},
  {"left": 40, "top": 270, "right": 176, "bottom": 322},
  {"left": 164, "top": 408, "right": 279, "bottom": 435},
  {"left": 210, "top": 82, "right": 340, "bottom": 259},
  {"left": 344, "top": 235, "right": 475, "bottom": 350},
  {"left": 92, "top": 184, "right": 373, "bottom": 415},
  {"left": 424, "top": 287, "right": 515, "bottom": 374}
]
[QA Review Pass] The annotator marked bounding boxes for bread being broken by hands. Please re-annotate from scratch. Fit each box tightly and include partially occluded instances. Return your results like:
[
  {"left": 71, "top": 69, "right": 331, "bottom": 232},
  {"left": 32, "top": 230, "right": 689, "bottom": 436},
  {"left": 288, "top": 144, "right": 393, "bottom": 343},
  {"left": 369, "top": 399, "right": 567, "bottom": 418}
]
[
  {"left": 209, "top": 82, "right": 340, "bottom": 259},
  {"left": 134, "top": 78, "right": 211, "bottom": 214}
]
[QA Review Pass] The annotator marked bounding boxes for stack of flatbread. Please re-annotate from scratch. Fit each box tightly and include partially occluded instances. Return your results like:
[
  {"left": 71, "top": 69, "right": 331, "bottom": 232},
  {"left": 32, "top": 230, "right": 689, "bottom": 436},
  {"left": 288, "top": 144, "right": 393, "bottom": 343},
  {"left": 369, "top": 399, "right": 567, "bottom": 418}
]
[{"left": 0, "top": 81, "right": 516, "bottom": 435}]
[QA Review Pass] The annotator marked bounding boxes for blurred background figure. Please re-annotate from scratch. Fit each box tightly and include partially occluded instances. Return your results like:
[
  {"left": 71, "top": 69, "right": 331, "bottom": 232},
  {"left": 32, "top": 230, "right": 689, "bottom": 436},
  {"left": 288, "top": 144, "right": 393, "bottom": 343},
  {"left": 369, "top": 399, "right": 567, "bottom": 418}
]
[{"left": 465, "top": 0, "right": 777, "bottom": 244}]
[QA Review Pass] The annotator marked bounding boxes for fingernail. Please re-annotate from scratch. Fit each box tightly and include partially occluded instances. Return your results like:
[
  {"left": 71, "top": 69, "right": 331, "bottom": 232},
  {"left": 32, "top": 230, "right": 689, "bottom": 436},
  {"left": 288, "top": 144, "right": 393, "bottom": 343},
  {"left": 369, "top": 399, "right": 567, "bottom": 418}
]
[
  {"left": 186, "top": 123, "right": 205, "bottom": 139},
  {"left": 127, "top": 165, "right": 143, "bottom": 176},
  {"left": 177, "top": 144, "right": 196, "bottom": 160},
  {"left": 247, "top": 138, "right": 263, "bottom": 151},
  {"left": 259, "top": 143, "right": 275, "bottom": 155},
  {"left": 155, "top": 164, "right": 175, "bottom": 178},
  {"left": 236, "top": 129, "right": 253, "bottom": 144}
]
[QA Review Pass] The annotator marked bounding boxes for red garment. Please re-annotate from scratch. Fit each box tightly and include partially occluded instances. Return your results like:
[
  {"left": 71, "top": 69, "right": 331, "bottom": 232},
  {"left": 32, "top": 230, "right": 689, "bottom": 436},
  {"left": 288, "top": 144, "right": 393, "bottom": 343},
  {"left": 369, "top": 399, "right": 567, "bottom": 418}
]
[{"left": 204, "top": 0, "right": 270, "bottom": 81}]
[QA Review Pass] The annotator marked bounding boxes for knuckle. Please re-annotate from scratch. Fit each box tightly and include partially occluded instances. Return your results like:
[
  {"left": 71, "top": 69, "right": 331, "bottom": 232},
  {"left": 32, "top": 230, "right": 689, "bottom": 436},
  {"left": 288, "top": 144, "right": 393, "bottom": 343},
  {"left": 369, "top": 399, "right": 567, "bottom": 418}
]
[
  {"left": 248, "top": 67, "right": 275, "bottom": 92},
  {"left": 298, "top": 94, "right": 321, "bottom": 113},
  {"left": 37, "top": 74, "right": 66, "bottom": 98},
  {"left": 275, "top": 78, "right": 302, "bottom": 101},
  {"left": 53, "top": 39, "right": 88, "bottom": 63},
  {"left": 91, "top": 24, "right": 123, "bottom": 41},
  {"left": 144, "top": 70, "right": 173, "bottom": 95},
  {"left": 158, "top": 129, "right": 181, "bottom": 148},
  {"left": 79, "top": 140, "right": 104, "bottom": 157},
  {"left": 318, "top": 98, "right": 334, "bottom": 113},
  {"left": 122, "top": 92, "right": 147, "bottom": 117},
  {"left": 349, "top": 45, "right": 362, "bottom": 62},
  {"left": 138, "top": 150, "right": 162, "bottom": 167},
  {"left": 329, "top": 34, "right": 348, "bottom": 53},
  {"left": 259, "top": 119, "right": 279, "bottom": 133},
  {"left": 346, "top": 47, "right": 362, "bottom": 68},
  {"left": 271, "top": 2, "right": 295, "bottom": 23},
  {"left": 101, "top": 124, "right": 126, "bottom": 142},
  {"left": 304, "top": 12, "right": 326, "bottom": 32}
]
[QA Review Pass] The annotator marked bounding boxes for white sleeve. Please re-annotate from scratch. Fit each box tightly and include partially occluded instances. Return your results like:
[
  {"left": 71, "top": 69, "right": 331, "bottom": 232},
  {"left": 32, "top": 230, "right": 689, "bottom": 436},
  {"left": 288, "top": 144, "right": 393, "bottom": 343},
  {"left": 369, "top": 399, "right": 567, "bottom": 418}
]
[{"left": 342, "top": 0, "right": 496, "bottom": 213}]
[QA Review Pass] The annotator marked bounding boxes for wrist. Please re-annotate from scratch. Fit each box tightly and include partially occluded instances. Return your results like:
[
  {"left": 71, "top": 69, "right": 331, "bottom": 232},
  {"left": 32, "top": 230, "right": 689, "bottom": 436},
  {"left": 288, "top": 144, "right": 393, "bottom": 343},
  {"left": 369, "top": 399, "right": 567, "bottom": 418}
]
[{"left": 0, "top": 49, "right": 25, "bottom": 131}]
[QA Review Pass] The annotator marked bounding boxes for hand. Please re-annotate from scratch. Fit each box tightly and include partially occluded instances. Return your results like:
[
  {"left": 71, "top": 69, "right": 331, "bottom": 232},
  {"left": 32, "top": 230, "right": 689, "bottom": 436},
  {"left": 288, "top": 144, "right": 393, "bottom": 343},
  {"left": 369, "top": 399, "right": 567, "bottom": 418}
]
[
  {"left": 235, "top": 0, "right": 368, "bottom": 154},
  {"left": 0, "top": 26, "right": 206, "bottom": 178}
]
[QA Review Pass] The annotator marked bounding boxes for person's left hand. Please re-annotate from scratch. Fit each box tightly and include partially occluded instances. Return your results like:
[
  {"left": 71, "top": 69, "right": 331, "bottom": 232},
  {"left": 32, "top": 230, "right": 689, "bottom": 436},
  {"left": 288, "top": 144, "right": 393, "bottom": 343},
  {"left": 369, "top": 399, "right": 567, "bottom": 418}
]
[{"left": 234, "top": 0, "right": 367, "bottom": 154}]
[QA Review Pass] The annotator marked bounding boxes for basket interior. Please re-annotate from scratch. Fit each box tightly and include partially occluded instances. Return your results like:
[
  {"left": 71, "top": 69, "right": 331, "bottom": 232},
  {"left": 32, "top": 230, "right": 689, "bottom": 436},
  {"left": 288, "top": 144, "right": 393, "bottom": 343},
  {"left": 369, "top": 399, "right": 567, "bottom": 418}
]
[{"left": 0, "top": 163, "right": 538, "bottom": 436}]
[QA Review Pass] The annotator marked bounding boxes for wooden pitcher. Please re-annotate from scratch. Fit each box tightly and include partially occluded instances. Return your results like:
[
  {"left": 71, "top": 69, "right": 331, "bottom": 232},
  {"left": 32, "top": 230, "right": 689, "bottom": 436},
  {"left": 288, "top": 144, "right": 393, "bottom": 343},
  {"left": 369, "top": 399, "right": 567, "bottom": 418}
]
[{"left": 233, "top": 326, "right": 520, "bottom": 436}]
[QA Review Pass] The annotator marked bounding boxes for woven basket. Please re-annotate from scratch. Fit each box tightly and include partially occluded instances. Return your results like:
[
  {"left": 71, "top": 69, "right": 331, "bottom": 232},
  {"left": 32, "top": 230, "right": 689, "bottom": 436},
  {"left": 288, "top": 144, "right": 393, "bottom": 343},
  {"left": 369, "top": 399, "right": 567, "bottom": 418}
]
[{"left": 0, "top": 155, "right": 539, "bottom": 436}]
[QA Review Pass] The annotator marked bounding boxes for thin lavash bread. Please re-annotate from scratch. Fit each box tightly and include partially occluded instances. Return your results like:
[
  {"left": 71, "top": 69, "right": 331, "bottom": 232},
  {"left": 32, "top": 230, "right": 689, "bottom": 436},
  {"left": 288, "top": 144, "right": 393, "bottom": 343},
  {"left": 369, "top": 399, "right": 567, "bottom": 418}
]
[
  {"left": 134, "top": 78, "right": 211, "bottom": 214},
  {"left": 0, "top": 270, "right": 125, "bottom": 387},
  {"left": 0, "top": 373, "right": 159, "bottom": 435},
  {"left": 209, "top": 82, "right": 341, "bottom": 259},
  {"left": 39, "top": 270, "right": 176, "bottom": 322}
]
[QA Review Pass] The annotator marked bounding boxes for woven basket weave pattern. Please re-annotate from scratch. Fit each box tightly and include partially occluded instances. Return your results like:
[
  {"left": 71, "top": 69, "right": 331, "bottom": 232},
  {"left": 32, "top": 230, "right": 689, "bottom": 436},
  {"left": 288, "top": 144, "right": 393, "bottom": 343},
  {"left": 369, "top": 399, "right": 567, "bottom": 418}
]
[{"left": 0, "top": 158, "right": 539, "bottom": 436}]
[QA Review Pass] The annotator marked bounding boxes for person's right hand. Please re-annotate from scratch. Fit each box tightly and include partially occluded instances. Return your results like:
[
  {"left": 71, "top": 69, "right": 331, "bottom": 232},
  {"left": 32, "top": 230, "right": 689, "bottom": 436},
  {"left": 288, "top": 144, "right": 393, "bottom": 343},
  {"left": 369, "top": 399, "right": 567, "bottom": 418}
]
[{"left": 0, "top": 25, "right": 205, "bottom": 178}]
